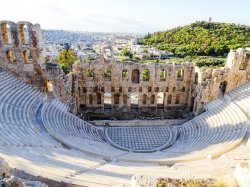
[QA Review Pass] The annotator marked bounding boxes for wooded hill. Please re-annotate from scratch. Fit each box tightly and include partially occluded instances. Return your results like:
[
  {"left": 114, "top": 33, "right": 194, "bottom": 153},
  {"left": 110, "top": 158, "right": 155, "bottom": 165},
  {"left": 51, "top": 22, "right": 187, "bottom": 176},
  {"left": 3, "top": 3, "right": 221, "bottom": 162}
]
[{"left": 141, "top": 21, "right": 250, "bottom": 57}]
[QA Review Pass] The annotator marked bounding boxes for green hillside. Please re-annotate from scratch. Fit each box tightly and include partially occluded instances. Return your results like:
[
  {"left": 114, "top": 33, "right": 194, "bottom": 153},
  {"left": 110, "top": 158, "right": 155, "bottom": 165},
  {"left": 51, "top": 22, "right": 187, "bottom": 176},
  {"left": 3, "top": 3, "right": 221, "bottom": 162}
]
[{"left": 141, "top": 21, "right": 250, "bottom": 57}]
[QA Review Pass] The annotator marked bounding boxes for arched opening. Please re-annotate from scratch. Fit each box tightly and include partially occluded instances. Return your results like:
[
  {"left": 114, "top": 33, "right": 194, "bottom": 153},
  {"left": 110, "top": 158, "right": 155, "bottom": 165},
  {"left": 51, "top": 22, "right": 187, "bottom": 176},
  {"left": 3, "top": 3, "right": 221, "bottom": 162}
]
[
  {"left": 150, "top": 95, "right": 155, "bottom": 104},
  {"left": 190, "top": 97, "right": 195, "bottom": 112},
  {"left": 123, "top": 94, "right": 127, "bottom": 105},
  {"left": 148, "top": 87, "right": 152, "bottom": 92},
  {"left": 157, "top": 92, "right": 164, "bottom": 109},
  {"left": 219, "top": 81, "right": 227, "bottom": 95},
  {"left": 142, "top": 69, "right": 150, "bottom": 81},
  {"left": 114, "top": 94, "right": 120, "bottom": 105},
  {"left": 96, "top": 93, "right": 101, "bottom": 104},
  {"left": 131, "top": 69, "right": 139, "bottom": 83},
  {"left": 104, "top": 93, "right": 112, "bottom": 109},
  {"left": 239, "top": 53, "right": 250, "bottom": 70},
  {"left": 45, "top": 80, "right": 53, "bottom": 94},
  {"left": 23, "top": 50, "right": 29, "bottom": 64},
  {"left": 175, "top": 94, "right": 180, "bottom": 104},
  {"left": 89, "top": 94, "right": 93, "bottom": 105},
  {"left": 182, "top": 87, "right": 185, "bottom": 92},
  {"left": 142, "top": 94, "right": 147, "bottom": 105},
  {"left": 6, "top": 50, "right": 15, "bottom": 63},
  {"left": 195, "top": 72, "right": 199, "bottom": 85},
  {"left": 122, "top": 69, "right": 128, "bottom": 81},
  {"left": 167, "top": 94, "right": 172, "bottom": 105},
  {"left": 1, "top": 23, "right": 12, "bottom": 44},
  {"left": 18, "top": 24, "right": 29, "bottom": 44},
  {"left": 160, "top": 69, "right": 166, "bottom": 81},
  {"left": 177, "top": 69, "right": 184, "bottom": 80},
  {"left": 86, "top": 68, "right": 93, "bottom": 77},
  {"left": 166, "top": 87, "right": 169, "bottom": 92},
  {"left": 104, "top": 69, "right": 111, "bottom": 81},
  {"left": 130, "top": 92, "right": 139, "bottom": 109}
]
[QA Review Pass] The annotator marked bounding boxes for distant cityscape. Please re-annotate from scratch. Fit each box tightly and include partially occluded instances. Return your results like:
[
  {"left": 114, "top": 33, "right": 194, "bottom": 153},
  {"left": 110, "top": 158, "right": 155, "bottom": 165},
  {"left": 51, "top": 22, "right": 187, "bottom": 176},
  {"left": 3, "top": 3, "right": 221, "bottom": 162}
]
[{"left": 42, "top": 30, "right": 173, "bottom": 62}]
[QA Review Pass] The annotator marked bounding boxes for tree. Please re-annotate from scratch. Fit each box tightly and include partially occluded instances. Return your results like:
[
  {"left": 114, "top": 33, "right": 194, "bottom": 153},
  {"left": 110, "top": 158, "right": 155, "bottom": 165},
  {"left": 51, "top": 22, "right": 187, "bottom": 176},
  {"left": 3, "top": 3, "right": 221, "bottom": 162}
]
[
  {"left": 56, "top": 49, "right": 76, "bottom": 74},
  {"left": 121, "top": 48, "right": 133, "bottom": 59}
]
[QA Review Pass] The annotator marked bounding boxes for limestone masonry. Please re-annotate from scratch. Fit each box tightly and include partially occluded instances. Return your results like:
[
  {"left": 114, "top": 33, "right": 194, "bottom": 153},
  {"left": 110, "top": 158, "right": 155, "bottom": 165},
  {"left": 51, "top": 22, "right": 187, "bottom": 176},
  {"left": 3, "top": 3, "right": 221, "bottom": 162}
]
[
  {"left": 0, "top": 20, "right": 250, "bottom": 119},
  {"left": 1, "top": 20, "right": 250, "bottom": 186}
]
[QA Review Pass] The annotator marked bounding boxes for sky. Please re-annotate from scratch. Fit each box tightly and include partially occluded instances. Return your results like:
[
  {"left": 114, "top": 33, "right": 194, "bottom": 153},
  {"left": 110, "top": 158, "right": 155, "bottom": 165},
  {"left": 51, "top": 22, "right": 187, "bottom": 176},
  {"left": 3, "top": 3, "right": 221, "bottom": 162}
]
[{"left": 1, "top": 0, "right": 250, "bottom": 33}]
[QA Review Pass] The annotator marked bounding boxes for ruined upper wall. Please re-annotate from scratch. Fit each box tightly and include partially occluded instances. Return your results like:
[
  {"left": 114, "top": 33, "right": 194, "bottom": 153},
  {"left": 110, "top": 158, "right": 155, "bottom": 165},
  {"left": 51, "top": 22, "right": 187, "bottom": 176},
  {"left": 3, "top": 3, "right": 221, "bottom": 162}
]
[
  {"left": 0, "top": 21, "right": 43, "bottom": 74},
  {"left": 0, "top": 20, "right": 44, "bottom": 85},
  {"left": 0, "top": 20, "right": 250, "bottom": 118},
  {"left": 71, "top": 47, "right": 250, "bottom": 116},
  {"left": 193, "top": 48, "right": 250, "bottom": 114}
]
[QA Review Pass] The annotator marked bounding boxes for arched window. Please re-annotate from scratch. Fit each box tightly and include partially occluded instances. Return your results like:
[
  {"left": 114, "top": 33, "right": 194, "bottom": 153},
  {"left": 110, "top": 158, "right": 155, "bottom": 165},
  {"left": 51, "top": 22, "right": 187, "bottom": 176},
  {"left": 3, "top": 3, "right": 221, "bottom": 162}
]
[
  {"left": 167, "top": 94, "right": 172, "bottom": 105},
  {"left": 142, "top": 94, "right": 147, "bottom": 105},
  {"left": 104, "top": 93, "right": 112, "bottom": 109},
  {"left": 157, "top": 92, "right": 164, "bottom": 109},
  {"left": 182, "top": 87, "right": 185, "bottom": 92},
  {"left": 130, "top": 92, "right": 139, "bottom": 108},
  {"left": 195, "top": 72, "right": 199, "bottom": 85},
  {"left": 97, "top": 93, "right": 101, "bottom": 104},
  {"left": 6, "top": 50, "right": 15, "bottom": 63},
  {"left": 157, "top": 92, "right": 164, "bottom": 105},
  {"left": 114, "top": 94, "right": 120, "bottom": 105},
  {"left": 219, "top": 81, "right": 227, "bottom": 94},
  {"left": 18, "top": 24, "right": 29, "bottom": 44},
  {"left": 104, "top": 69, "right": 111, "bottom": 81},
  {"left": 45, "top": 80, "right": 53, "bottom": 93},
  {"left": 175, "top": 94, "right": 180, "bottom": 104},
  {"left": 123, "top": 94, "right": 127, "bottom": 105},
  {"left": 89, "top": 94, "right": 93, "bottom": 105},
  {"left": 86, "top": 68, "right": 93, "bottom": 77},
  {"left": 131, "top": 69, "right": 139, "bottom": 83},
  {"left": 143, "top": 69, "right": 150, "bottom": 81},
  {"left": 23, "top": 50, "right": 29, "bottom": 64},
  {"left": 160, "top": 69, "right": 166, "bottom": 81},
  {"left": 122, "top": 69, "right": 128, "bottom": 80},
  {"left": 1, "top": 23, "right": 12, "bottom": 44},
  {"left": 190, "top": 97, "right": 195, "bottom": 112},
  {"left": 239, "top": 53, "right": 250, "bottom": 70},
  {"left": 150, "top": 95, "right": 155, "bottom": 104},
  {"left": 177, "top": 69, "right": 184, "bottom": 80}
]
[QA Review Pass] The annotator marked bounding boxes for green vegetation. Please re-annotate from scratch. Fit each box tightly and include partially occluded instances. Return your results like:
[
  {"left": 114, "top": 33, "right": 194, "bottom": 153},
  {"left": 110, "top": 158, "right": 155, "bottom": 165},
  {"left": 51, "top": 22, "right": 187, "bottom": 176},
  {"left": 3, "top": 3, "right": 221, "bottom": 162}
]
[
  {"left": 117, "top": 55, "right": 225, "bottom": 68},
  {"left": 104, "top": 69, "right": 111, "bottom": 78},
  {"left": 56, "top": 49, "right": 76, "bottom": 74},
  {"left": 122, "top": 70, "right": 129, "bottom": 79},
  {"left": 142, "top": 69, "right": 150, "bottom": 80},
  {"left": 86, "top": 68, "right": 93, "bottom": 77},
  {"left": 140, "top": 21, "right": 250, "bottom": 67},
  {"left": 169, "top": 56, "right": 226, "bottom": 68},
  {"left": 120, "top": 48, "right": 133, "bottom": 59},
  {"left": 141, "top": 21, "right": 250, "bottom": 56}
]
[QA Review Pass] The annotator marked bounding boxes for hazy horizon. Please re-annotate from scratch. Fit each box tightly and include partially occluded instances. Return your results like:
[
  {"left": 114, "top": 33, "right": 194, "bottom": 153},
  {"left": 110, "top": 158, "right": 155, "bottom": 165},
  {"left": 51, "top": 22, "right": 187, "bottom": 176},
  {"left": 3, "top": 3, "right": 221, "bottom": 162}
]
[{"left": 1, "top": 0, "right": 250, "bottom": 33}]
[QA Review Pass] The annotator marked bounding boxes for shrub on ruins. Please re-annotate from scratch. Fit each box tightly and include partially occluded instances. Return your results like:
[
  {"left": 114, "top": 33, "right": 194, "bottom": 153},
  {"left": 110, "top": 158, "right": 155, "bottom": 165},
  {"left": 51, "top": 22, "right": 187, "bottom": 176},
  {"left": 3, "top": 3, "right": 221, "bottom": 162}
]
[
  {"left": 121, "top": 48, "right": 133, "bottom": 59},
  {"left": 141, "top": 21, "right": 250, "bottom": 59},
  {"left": 56, "top": 49, "right": 76, "bottom": 74},
  {"left": 168, "top": 56, "right": 226, "bottom": 68}
]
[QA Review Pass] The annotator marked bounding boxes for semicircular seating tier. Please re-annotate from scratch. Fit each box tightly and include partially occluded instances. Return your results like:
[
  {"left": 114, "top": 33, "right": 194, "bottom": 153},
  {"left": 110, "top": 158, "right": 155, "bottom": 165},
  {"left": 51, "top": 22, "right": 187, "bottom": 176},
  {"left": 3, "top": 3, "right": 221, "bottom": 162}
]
[{"left": 0, "top": 70, "right": 249, "bottom": 186}]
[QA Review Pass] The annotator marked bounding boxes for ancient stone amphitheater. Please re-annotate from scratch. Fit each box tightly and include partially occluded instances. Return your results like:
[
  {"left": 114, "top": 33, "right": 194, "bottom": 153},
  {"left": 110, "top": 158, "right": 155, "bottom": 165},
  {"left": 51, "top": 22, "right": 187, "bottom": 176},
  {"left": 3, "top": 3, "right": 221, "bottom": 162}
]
[{"left": 0, "top": 21, "right": 250, "bottom": 186}]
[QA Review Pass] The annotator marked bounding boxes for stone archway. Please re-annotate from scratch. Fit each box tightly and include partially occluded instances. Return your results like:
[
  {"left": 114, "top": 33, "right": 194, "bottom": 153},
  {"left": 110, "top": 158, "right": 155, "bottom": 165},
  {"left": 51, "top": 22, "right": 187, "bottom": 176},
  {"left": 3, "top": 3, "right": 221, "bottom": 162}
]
[
  {"left": 104, "top": 93, "right": 112, "bottom": 109},
  {"left": 132, "top": 69, "right": 139, "bottom": 83},
  {"left": 219, "top": 81, "right": 227, "bottom": 95},
  {"left": 45, "top": 80, "right": 53, "bottom": 96}
]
